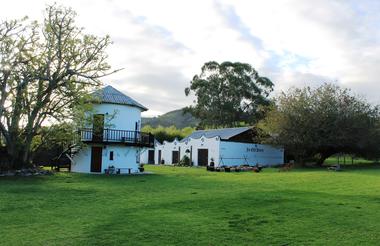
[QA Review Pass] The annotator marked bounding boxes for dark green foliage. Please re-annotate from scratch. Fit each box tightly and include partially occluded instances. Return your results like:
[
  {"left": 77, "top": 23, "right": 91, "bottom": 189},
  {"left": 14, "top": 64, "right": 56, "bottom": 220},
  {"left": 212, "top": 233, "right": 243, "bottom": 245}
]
[
  {"left": 178, "top": 155, "right": 191, "bottom": 166},
  {"left": 185, "top": 61, "right": 274, "bottom": 128},
  {"left": 142, "top": 109, "right": 200, "bottom": 128},
  {"left": 141, "top": 125, "right": 195, "bottom": 143},
  {"left": 260, "top": 83, "right": 380, "bottom": 165},
  {"left": 31, "top": 123, "right": 78, "bottom": 166}
]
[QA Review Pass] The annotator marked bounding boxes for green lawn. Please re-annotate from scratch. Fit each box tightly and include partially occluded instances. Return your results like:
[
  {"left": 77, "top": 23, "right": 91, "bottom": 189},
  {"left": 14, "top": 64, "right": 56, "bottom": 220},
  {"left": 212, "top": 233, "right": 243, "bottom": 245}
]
[
  {"left": 1, "top": 165, "right": 380, "bottom": 245},
  {"left": 324, "top": 155, "right": 377, "bottom": 165}
]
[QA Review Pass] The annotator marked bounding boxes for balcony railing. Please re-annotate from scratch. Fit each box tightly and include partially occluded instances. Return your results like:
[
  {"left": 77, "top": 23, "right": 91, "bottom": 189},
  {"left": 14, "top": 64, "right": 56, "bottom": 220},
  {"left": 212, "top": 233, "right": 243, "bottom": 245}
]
[{"left": 79, "top": 128, "right": 154, "bottom": 147}]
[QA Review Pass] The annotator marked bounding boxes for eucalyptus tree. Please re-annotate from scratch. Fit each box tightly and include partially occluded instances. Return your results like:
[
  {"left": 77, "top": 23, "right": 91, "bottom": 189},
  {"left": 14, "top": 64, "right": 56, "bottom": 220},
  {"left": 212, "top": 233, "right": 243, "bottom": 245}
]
[
  {"left": 185, "top": 61, "right": 274, "bottom": 128},
  {"left": 0, "top": 5, "right": 117, "bottom": 169}
]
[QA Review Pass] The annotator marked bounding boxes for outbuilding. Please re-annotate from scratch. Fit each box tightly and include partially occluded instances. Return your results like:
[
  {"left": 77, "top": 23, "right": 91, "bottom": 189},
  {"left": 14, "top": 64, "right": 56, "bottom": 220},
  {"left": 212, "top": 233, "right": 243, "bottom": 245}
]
[{"left": 154, "top": 127, "right": 284, "bottom": 167}]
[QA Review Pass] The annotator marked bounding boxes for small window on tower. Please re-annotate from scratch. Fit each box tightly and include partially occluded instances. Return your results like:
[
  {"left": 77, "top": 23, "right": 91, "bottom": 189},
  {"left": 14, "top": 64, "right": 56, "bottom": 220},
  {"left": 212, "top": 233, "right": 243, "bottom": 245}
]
[{"left": 110, "top": 151, "right": 114, "bottom": 160}]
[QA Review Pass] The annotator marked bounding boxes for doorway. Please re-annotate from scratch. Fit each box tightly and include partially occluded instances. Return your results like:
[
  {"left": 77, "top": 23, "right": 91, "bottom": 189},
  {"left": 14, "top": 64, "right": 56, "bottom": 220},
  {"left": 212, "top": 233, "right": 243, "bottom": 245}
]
[
  {"left": 148, "top": 150, "right": 155, "bottom": 164},
  {"left": 172, "top": 151, "right": 179, "bottom": 164},
  {"left": 197, "top": 149, "right": 208, "bottom": 166},
  {"left": 92, "top": 114, "right": 104, "bottom": 142},
  {"left": 90, "top": 146, "right": 102, "bottom": 172}
]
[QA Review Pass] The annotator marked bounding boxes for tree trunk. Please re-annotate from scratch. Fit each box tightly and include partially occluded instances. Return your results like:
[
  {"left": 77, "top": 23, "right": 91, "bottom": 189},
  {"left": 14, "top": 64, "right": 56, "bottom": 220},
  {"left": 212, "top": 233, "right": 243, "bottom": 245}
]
[
  {"left": 7, "top": 143, "right": 20, "bottom": 169},
  {"left": 296, "top": 155, "right": 305, "bottom": 167},
  {"left": 22, "top": 136, "right": 34, "bottom": 167},
  {"left": 316, "top": 153, "right": 332, "bottom": 167},
  {"left": 6, "top": 139, "right": 32, "bottom": 170}
]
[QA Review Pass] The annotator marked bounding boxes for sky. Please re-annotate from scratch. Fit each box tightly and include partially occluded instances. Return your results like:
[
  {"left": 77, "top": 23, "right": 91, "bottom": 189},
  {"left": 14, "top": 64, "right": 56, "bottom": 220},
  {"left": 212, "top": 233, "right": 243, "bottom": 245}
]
[{"left": 1, "top": 0, "right": 379, "bottom": 116}]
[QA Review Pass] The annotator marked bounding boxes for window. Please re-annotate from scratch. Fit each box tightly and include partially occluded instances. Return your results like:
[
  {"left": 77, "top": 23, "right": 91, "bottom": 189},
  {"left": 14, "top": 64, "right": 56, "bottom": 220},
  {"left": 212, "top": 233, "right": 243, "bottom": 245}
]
[{"left": 110, "top": 151, "right": 114, "bottom": 161}]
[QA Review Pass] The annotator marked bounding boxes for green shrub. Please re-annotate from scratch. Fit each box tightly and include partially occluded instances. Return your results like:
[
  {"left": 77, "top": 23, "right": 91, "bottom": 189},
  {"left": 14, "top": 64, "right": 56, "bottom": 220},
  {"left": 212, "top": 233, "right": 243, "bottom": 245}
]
[
  {"left": 141, "top": 125, "right": 195, "bottom": 143},
  {"left": 179, "top": 155, "right": 191, "bottom": 167}
]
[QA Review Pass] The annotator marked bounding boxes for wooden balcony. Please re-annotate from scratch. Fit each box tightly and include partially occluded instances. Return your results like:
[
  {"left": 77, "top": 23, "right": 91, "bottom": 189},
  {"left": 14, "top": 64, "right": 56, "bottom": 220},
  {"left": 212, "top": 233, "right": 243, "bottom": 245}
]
[{"left": 79, "top": 128, "right": 154, "bottom": 147}]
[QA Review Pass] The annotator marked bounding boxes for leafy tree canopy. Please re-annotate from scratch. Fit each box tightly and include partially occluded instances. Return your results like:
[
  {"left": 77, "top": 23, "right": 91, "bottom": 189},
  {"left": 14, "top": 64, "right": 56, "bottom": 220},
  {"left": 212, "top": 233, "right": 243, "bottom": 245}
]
[
  {"left": 0, "top": 4, "right": 116, "bottom": 169},
  {"left": 31, "top": 122, "right": 79, "bottom": 166},
  {"left": 185, "top": 61, "right": 274, "bottom": 128},
  {"left": 259, "top": 83, "right": 380, "bottom": 165}
]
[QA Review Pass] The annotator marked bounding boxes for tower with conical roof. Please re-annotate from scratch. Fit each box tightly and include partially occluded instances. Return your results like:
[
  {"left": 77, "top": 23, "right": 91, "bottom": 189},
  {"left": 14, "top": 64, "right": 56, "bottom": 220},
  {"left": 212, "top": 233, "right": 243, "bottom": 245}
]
[{"left": 71, "top": 85, "right": 153, "bottom": 174}]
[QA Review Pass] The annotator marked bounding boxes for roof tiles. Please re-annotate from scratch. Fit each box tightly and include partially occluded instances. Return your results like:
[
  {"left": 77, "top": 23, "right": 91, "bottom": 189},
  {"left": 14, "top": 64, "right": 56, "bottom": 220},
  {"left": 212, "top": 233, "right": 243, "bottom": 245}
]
[{"left": 93, "top": 85, "right": 148, "bottom": 111}]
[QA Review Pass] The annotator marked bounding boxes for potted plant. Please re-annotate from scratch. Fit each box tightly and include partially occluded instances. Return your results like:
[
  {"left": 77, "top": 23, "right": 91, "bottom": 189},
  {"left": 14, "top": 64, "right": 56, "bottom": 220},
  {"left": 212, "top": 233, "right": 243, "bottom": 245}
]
[
  {"left": 106, "top": 165, "right": 115, "bottom": 175},
  {"left": 138, "top": 164, "right": 144, "bottom": 172}
]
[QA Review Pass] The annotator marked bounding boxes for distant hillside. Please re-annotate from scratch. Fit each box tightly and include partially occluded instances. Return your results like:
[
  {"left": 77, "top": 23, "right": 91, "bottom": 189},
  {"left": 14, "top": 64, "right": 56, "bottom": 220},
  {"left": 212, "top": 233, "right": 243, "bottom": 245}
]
[{"left": 142, "top": 109, "right": 200, "bottom": 128}]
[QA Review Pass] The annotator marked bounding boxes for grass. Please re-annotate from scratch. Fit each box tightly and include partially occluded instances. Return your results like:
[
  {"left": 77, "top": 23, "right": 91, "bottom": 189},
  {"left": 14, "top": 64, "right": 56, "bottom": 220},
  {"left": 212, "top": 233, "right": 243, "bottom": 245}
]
[
  {"left": 324, "top": 155, "right": 377, "bottom": 165},
  {"left": 1, "top": 165, "right": 380, "bottom": 245}
]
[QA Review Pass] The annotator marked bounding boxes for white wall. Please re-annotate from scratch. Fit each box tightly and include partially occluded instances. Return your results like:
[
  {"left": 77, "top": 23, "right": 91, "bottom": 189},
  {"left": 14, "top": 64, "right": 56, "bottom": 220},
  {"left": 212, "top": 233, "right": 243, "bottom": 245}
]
[
  {"left": 219, "top": 141, "right": 284, "bottom": 167},
  {"left": 103, "top": 145, "right": 141, "bottom": 173},
  {"left": 71, "top": 145, "right": 92, "bottom": 173},
  {"left": 140, "top": 147, "right": 154, "bottom": 164},
  {"left": 155, "top": 143, "right": 164, "bottom": 164},
  {"left": 178, "top": 139, "right": 191, "bottom": 164},
  {"left": 155, "top": 139, "right": 181, "bottom": 165},
  {"left": 72, "top": 144, "right": 141, "bottom": 174},
  {"left": 182, "top": 136, "right": 220, "bottom": 166},
  {"left": 92, "top": 103, "right": 142, "bottom": 131},
  {"left": 154, "top": 136, "right": 220, "bottom": 166},
  {"left": 153, "top": 137, "right": 284, "bottom": 167}
]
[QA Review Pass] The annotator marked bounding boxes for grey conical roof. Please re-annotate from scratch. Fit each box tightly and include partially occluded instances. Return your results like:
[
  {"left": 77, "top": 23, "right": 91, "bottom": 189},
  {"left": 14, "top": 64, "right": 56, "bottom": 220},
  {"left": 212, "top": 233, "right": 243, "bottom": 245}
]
[{"left": 93, "top": 85, "right": 148, "bottom": 111}]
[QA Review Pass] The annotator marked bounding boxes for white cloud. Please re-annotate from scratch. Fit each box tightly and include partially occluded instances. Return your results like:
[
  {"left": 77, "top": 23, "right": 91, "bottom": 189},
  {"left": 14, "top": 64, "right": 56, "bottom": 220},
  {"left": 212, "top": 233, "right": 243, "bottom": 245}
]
[{"left": 0, "top": 0, "right": 379, "bottom": 116}]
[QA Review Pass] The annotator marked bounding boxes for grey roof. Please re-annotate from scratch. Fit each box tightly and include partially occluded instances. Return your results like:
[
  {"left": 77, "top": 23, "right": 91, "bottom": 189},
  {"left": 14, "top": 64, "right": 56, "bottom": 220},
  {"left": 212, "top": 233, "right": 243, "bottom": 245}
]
[
  {"left": 93, "top": 85, "right": 148, "bottom": 111},
  {"left": 180, "top": 127, "right": 251, "bottom": 142}
]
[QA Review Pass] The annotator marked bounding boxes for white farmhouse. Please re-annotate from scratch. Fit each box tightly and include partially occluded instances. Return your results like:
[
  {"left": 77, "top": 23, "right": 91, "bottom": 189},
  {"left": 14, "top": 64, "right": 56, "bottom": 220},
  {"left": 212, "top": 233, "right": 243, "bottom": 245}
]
[
  {"left": 71, "top": 85, "right": 154, "bottom": 174},
  {"left": 153, "top": 127, "right": 284, "bottom": 167}
]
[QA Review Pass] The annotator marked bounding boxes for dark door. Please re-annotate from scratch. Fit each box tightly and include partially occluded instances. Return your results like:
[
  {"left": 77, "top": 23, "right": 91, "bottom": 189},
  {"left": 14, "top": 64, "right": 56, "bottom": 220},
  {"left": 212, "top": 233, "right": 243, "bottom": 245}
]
[
  {"left": 158, "top": 150, "right": 162, "bottom": 164},
  {"left": 198, "top": 149, "right": 208, "bottom": 166},
  {"left": 93, "top": 114, "right": 104, "bottom": 142},
  {"left": 148, "top": 150, "right": 155, "bottom": 164},
  {"left": 91, "top": 146, "right": 102, "bottom": 172},
  {"left": 172, "top": 151, "right": 179, "bottom": 164},
  {"left": 190, "top": 146, "right": 193, "bottom": 165}
]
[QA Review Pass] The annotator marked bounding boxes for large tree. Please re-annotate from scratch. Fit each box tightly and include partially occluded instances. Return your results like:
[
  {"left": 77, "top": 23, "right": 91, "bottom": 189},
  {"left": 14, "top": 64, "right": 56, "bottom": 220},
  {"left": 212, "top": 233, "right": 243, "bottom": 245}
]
[
  {"left": 31, "top": 122, "right": 78, "bottom": 166},
  {"left": 0, "top": 5, "right": 116, "bottom": 169},
  {"left": 185, "top": 61, "right": 274, "bottom": 128},
  {"left": 259, "top": 83, "right": 380, "bottom": 165}
]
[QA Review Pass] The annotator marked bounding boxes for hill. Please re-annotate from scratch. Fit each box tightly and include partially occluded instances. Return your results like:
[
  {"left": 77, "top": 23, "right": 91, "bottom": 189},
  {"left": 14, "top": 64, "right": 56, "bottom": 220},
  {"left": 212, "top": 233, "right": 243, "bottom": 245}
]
[{"left": 142, "top": 109, "right": 199, "bottom": 128}]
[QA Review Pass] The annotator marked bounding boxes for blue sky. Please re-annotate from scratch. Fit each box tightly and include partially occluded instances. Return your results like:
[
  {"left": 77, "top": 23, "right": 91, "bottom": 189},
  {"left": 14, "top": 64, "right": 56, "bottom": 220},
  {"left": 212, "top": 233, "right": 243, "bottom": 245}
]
[{"left": 1, "top": 0, "right": 379, "bottom": 116}]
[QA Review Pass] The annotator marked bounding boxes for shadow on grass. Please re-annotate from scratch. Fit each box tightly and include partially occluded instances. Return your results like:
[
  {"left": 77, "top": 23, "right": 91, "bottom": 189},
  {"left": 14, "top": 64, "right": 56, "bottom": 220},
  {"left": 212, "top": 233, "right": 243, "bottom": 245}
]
[
  {"left": 2, "top": 166, "right": 380, "bottom": 245},
  {"left": 80, "top": 187, "right": 380, "bottom": 245}
]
